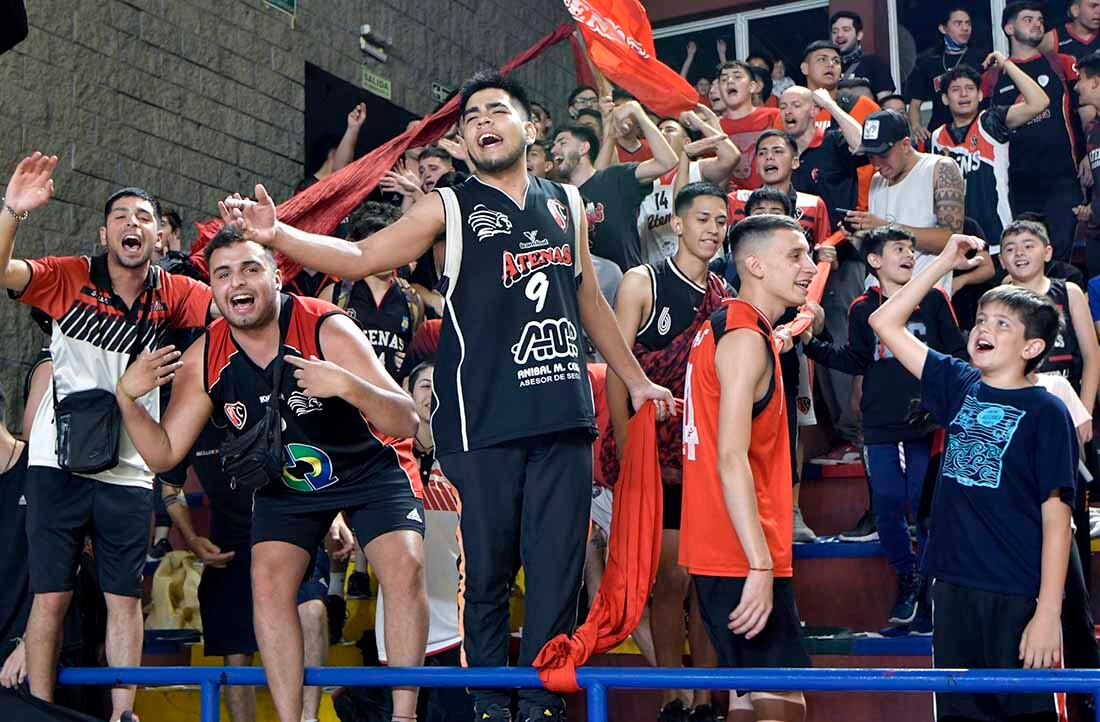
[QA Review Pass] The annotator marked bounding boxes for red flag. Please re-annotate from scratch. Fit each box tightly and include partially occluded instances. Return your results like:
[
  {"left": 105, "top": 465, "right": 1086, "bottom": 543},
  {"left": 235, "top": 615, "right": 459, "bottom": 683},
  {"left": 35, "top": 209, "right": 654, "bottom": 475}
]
[
  {"left": 190, "top": 22, "right": 575, "bottom": 281},
  {"left": 564, "top": 0, "right": 698, "bottom": 117},
  {"left": 533, "top": 402, "right": 662, "bottom": 693}
]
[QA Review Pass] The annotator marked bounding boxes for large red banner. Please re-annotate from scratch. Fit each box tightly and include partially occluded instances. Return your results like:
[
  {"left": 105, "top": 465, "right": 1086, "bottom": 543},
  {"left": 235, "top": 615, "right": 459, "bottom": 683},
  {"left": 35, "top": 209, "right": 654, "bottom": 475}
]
[{"left": 564, "top": 0, "right": 699, "bottom": 117}]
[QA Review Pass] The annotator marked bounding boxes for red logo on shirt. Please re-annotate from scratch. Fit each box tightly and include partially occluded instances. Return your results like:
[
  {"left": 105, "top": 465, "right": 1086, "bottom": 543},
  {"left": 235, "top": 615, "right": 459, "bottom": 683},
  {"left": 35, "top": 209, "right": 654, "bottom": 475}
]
[
  {"left": 224, "top": 402, "right": 247, "bottom": 430},
  {"left": 547, "top": 198, "right": 569, "bottom": 232}
]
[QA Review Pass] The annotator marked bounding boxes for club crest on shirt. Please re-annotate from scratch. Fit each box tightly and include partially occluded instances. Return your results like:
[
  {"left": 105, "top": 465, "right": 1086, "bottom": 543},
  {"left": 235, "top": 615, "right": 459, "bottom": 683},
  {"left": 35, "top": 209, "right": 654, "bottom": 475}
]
[
  {"left": 547, "top": 198, "right": 569, "bottom": 232},
  {"left": 469, "top": 204, "right": 513, "bottom": 242},
  {"left": 224, "top": 401, "right": 247, "bottom": 430}
]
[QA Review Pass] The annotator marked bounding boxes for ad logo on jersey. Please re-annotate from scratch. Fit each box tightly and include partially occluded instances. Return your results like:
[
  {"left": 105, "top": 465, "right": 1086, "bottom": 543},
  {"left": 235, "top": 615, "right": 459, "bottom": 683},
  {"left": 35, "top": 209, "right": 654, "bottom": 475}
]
[
  {"left": 224, "top": 402, "right": 247, "bottom": 430},
  {"left": 282, "top": 443, "right": 339, "bottom": 492},
  {"left": 502, "top": 243, "right": 573, "bottom": 288},
  {"left": 469, "top": 204, "right": 512, "bottom": 241},
  {"left": 585, "top": 201, "right": 605, "bottom": 225},
  {"left": 547, "top": 198, "right": 569, "bottom": 232},
  {"left": 288, "top": 391, "right": 323, "bottom": 416},
  {"left": 511, "top": 317, "right": 578, "bottom": 364}
]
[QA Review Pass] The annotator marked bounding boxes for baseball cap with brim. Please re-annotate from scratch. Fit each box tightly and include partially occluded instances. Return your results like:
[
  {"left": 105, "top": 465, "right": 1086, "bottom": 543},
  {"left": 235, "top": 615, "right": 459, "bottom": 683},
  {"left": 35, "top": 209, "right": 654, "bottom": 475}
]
[{"left": 857, "top": 109, "right": 910, "bottom": 155}]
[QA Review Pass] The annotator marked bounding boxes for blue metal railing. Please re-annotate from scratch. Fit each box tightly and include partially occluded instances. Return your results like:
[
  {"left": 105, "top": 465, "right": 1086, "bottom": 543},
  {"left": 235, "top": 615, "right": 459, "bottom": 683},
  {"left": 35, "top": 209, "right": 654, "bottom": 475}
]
[{"left": 56, "top": 666, "right": 1100, "bottom": 722}]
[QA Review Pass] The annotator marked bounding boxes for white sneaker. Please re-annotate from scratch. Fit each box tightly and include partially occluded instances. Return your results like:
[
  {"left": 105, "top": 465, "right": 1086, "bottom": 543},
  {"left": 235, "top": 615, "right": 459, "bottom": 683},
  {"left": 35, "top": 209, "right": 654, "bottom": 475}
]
[{"left": 793, "top": 506, "right": 817, "bottom": 543}]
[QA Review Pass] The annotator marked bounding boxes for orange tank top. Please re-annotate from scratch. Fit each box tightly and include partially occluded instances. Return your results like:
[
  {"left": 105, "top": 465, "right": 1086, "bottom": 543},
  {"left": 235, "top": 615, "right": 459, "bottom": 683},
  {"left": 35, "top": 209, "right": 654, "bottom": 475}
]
[{"left": 679, "top": 299, "right": 793, "bottom": 577}]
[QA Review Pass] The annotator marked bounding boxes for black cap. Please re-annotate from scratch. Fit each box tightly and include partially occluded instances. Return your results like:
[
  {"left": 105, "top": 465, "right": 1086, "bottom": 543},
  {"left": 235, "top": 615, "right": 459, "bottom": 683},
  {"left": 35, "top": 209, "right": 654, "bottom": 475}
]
[{"left": 856, "top": 109, "right": 911, "bottom": 155}]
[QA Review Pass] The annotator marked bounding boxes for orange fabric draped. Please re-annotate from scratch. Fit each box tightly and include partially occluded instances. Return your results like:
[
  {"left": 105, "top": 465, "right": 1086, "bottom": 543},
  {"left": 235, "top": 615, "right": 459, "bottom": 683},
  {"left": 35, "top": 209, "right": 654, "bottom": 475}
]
[{"left": 533, "top": 401, "right": 661, "bottom": 693}]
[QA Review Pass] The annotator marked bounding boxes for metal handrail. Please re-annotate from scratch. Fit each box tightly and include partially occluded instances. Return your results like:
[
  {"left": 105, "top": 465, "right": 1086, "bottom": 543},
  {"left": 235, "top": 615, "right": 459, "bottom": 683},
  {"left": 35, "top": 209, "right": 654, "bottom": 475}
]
[{"left": 58, "top": 666, "right": 1100, "bottom": 722}]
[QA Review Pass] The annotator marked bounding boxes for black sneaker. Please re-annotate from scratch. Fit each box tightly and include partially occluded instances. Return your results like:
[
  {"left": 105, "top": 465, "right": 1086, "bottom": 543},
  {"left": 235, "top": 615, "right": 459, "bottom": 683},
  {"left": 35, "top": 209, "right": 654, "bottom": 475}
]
[
  {"left": 888, "top": 571, "right": 920, "bottom": 624},
  {"left": 147, "top": 538, "right": 172, "bottom": 562},
  {"left": 909, "top": 600, "right": 933, "bottom": 635},
  {"left": 838, "top": 509, "right": 879, "bottom": 542},
  {"left": 522, "top": 707, "right": 565, "bottom": 722},
  {"left": 326, "top": 595, "right": 346, "bottom": 644},
  {"left": 479, "top": 704, "right": 513, "bottom": 722},
  {"left": 346, "top": 570, "right": 372, "bottom": 599},
  {"left": 687, "top": 703, "right": 719, "bottom": 722},
  {"left": 658, "top": 699, "right": 690, "bottom": 722}
]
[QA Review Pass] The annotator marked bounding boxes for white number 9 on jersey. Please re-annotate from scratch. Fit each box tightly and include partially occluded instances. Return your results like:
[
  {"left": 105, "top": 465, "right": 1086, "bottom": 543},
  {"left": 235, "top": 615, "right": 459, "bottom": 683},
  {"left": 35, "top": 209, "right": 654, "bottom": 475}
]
[{"left": 526, "top": 271, "right": 549, "bottom": 313}]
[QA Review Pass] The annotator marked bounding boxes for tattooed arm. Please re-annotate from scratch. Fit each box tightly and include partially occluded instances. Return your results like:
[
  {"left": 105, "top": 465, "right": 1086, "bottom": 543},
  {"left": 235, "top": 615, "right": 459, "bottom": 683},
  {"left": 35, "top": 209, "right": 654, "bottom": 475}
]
[{"left": 876, "top": 157, "right": 963, "bottom": 254}]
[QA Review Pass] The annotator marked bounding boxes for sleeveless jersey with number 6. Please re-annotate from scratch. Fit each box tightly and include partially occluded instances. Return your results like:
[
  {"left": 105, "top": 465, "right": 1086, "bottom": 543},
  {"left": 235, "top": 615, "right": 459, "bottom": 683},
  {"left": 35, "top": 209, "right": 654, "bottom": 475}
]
[
  {"left": 204, "top": 293, "right": 421, "bottom": 511},
  {"left": 434, "top": 176, "right": 596, "bottom": 454},
  {"left": 679, "top": 299, "right": 793, "bottom": 577}
]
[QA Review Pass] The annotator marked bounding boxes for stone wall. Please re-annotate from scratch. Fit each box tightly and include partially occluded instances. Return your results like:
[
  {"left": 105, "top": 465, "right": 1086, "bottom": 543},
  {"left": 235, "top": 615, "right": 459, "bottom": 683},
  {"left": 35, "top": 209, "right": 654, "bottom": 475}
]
[{"left": 0, "top": 0, "right": 576, "bottom": 429}]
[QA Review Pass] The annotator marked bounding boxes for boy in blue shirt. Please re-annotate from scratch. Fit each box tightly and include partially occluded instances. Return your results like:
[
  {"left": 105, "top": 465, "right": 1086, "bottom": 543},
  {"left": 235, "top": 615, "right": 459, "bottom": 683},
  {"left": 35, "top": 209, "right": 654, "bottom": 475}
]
[{"left": 869, "top": 234, "right": 1076, "bottom": 721}]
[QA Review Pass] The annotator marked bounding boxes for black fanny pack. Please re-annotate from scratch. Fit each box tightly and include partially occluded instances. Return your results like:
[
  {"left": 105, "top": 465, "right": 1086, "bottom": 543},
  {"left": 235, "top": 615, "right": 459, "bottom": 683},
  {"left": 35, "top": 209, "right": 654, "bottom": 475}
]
[
  {"left": 54, "top": 287, "right": 154, "bottom": 475},
  {"left": 219, "top": 337, "right": 286, "bottom": 491}
]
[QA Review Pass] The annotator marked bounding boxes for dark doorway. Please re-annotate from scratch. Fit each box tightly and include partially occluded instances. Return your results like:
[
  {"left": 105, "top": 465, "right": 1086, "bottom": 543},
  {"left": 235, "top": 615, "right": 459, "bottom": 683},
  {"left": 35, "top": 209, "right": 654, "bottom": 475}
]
[{"left": 302, "top": 62, "right": 418, "bottom": 177}]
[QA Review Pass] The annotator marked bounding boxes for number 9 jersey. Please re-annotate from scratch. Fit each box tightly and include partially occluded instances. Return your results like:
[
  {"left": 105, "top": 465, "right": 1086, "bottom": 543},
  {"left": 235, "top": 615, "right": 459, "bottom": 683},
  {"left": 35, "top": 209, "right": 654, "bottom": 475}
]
[{"left": 432, "top": 176, "right": 597, "bottom": 455}]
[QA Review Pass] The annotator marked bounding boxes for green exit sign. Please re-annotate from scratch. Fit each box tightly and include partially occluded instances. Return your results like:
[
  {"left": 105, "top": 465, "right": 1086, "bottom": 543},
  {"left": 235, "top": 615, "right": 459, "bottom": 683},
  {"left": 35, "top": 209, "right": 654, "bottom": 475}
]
[{"left": 362, "top": 67, "right": 392, "bottom": 100}]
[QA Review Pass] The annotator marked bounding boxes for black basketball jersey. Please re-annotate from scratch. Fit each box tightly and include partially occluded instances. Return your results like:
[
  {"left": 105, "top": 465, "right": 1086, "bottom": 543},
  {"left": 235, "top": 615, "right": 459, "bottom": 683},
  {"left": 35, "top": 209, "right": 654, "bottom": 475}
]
[
  {"left": 636, "top": 258, "right": 715, "bottom": 352},
  {"left": 1053, "top": 25, "right": 1100, "bottom": 60},
  {"left": 433, "top": 175, "right": 596, "bottom": 454},
  {"left": 1039, "top": 278, "right": 1083, "bottom": 387},
  {"left": 333, "top": 278, "right": 418, "bottom": 379},
  {"left": 204, "top": 294, "right": 421, "bottom": 511}
]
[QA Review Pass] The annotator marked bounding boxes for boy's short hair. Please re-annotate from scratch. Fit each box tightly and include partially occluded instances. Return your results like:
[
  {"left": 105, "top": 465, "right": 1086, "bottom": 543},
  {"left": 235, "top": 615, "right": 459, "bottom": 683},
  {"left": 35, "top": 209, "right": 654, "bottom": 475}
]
[
  {"left": 803, "top": 40, "right": 841, "bottom": 62},
  {"left": 1079, "top": 51, "right": 1100, "bottom": 79},
  {"left": 728, "top": 214, "right": 804, "bottom": 267},
  {"left": 203, "top": 224, "right": 275, "bottom": 269},
  {"left": 837, "top": 77, "right": 873, "bottom": 93},
  {"left": 161, "top": 208, "right": 182, "bottom": 234},
  {"left": 830, "top": 10, "right": 863, "bottom": 32},
  {"left": 104, "top": 187, "right": 161, "bottom": 225},
  {"left": 459, "top": 70, "right": 531, "bottom": 119},
  {"left": 861, "top": 225, "right": 915, "bottom": 276},
  {"left": 575, "top": 108, "right": 602, "bottom": 124},
  {"left": 755, "top": 129, "right": 798, "bottom": 154},
  {"left": 1001, "top": 219, "right": 1051, "bottom": 247},
  {"left": 717, "top": 60, "right": 757, "bottom": 79},
  {"left": 611, "top": 87, "right": 635, "bottom": 103},
  {"left": 743, "top": 187, "right": 793, "bottom": 217},
  {"left": 674, "top": 182, "right": 727, "bottom": 216},
  {"left": 554, "top": 123, "right": 601, "bottom": 163},
  {"left": 977, "top": 285, "right": 1061, "bottom": 374},
  {"left": 346, "top": 201, "right": 401, "bottom": 242},
  {"left": 941, "top": 64, "right": 983, "bottom": 94},
  {"left": 419, "top": 146, "right": 453, "bottom": 165}
]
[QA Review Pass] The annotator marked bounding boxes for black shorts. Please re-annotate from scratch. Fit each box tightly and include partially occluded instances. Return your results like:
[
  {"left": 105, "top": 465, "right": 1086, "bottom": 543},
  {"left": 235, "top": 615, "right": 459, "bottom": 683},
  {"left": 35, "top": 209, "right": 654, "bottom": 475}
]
[
  {"left": 252, "top": 475, "right": 425, "bottom": 553},
  {"left": 694, "top": 575, "right": 811, "bottom": 693},
  {"left": 26, "top": 466, "right": 152, "bottom": 598},
  {"left": 198, "top": 545, "right": 258, "bottom": 657},
  {"left": 785, "top": 388, "right": 799, "bottom": 487},
  {"left": 932, "top": 579, "right": 1060, "bottom": 721},
  {"left": 662, "top": 482, "right": 682, "bottom": 530}
]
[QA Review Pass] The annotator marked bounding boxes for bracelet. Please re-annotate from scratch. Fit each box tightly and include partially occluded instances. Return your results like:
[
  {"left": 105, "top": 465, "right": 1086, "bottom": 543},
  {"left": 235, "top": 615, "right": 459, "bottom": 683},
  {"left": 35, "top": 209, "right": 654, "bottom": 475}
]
[
  {"left": 1, "top": 200, "right": 28, "bottom": 223},
  {"left": 749, "top": 566, "right": 773, "bottom": 572}
]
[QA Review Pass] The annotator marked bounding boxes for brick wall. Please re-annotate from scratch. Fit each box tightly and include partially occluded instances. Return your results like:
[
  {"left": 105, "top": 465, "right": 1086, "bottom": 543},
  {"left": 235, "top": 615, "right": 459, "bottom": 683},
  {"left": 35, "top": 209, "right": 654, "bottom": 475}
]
[{"left": 0, "top": 0, "right": 576, "bottom": 430}]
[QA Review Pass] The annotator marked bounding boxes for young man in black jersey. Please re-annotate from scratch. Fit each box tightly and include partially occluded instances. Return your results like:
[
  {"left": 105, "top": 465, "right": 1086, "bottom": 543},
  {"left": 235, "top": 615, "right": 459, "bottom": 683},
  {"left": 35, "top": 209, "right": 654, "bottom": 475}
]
[
  {"left": 114, "top": 229, "right": 427, "bottom": 722},
  {"left": 991, "top": 1, "right": 1086, "bottom": 261},
  {"left": 1043, "top": 0, "right": 1100, "bottom": 59},
  {"left": 1074, "top": 51, "right": 1100, "bottom": 275},
  {"left": 906, "top": 6, "right": 984, "bottom": 143},
  {"left": 320, "top": 207, "right": 423, "bottom": 380},
  {"left": 607, "top": 183, "right": 728, "bottom": 722},
  {"left": 932, "top": 56, "right": 1049, "bottom": 244},
  {"left": 220, "top": 70, "right": 675, "bottom": 722}
]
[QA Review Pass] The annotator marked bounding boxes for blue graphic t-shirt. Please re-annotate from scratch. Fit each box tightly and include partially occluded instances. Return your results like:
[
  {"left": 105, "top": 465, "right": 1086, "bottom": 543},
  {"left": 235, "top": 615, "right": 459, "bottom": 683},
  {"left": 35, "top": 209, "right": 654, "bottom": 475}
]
[{"left": 921, "top": 350, "right": 1076, "bottom": 598}]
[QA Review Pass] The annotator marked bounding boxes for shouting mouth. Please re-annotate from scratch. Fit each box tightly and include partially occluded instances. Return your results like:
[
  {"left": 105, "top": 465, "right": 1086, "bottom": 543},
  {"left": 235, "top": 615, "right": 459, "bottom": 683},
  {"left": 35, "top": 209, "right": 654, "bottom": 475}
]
[
  {"left": 229, "top": 292, "right": 256, "bottom": 314},
  {"left": 477, "top": 133, "right": 503, "bottom": 149}
]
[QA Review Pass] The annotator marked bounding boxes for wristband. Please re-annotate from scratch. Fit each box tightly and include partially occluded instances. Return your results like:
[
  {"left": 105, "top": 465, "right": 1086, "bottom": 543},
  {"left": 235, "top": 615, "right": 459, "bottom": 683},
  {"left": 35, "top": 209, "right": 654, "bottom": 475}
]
[{"left": 1, "top": 200, "right": 29, "bottom": 223}]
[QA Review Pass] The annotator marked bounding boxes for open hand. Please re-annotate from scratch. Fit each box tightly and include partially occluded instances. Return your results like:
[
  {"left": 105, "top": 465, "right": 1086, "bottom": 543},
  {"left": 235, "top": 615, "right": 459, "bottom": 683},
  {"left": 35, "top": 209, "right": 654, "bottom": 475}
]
[
  {"left": 1019, "top": 607, "right": 1062, "bottom": 669},
  {"left": 189, "top": 536, "right": 235, "bottom": 568},
  {"left": 219, "top": 184, "right": 278, "bottom": 247},
  {"left": 728, "top": 568, "right": 773, "bottom": 639},
  {"left": 118, "top": 346, "right": 181, "bottom": 401},
  {"left": 4, "top": 152, "right": 58, "bottom": 215}
]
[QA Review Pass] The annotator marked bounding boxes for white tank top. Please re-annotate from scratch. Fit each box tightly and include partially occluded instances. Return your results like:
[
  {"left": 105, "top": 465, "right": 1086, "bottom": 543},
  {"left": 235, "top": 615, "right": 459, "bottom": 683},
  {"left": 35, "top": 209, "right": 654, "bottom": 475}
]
[
  {"left": 637, "top": 161, "right": 703, "bottom": 265},
  {"left": 869, "top": 153, "right": 953, "bottom": 293}
]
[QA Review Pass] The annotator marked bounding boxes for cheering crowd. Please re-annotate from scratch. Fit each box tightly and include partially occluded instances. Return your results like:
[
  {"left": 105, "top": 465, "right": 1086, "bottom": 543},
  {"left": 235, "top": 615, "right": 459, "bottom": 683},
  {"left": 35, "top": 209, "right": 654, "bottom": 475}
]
[{"left": 5, "top": 2, "right": 1100, "bottom": 722}]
